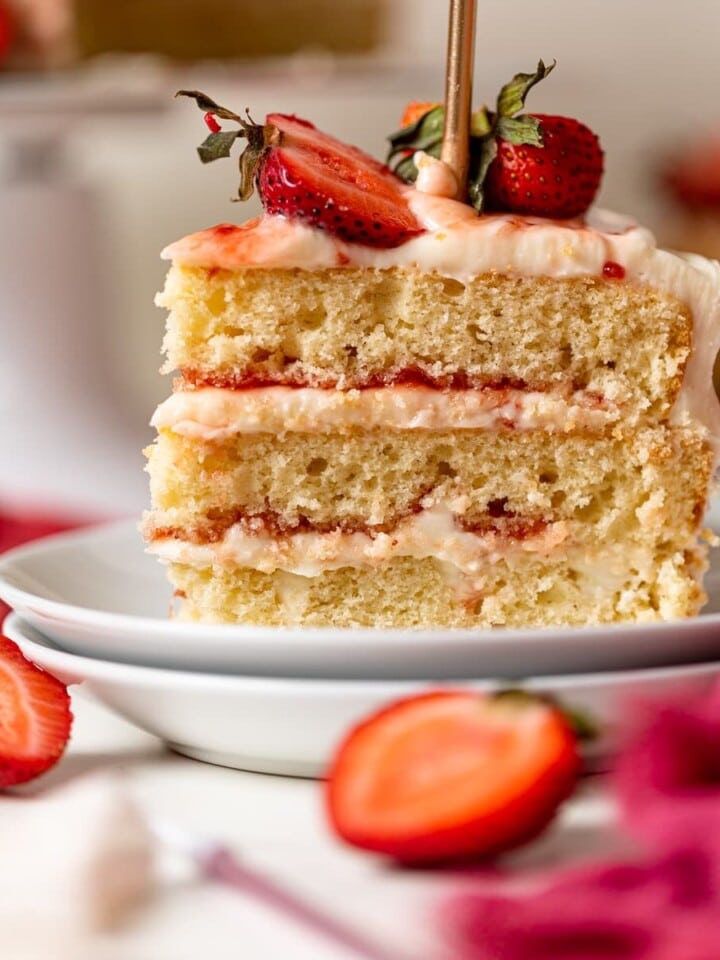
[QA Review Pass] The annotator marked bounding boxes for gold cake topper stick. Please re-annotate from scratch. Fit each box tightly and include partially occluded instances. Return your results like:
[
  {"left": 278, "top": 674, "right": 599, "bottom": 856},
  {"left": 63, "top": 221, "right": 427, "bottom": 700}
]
[{"left": 441, "top": 0, "right": 477, "bottom": 200}]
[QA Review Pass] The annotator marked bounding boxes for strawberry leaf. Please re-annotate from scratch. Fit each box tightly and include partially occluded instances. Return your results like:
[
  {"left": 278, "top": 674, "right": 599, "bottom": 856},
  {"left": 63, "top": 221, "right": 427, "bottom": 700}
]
[
  {"left": 176, "top": 89, "right": 245, "bottom": 125},
  {"left": 468, "top": 137, "right": 497, "bottom": 211},
  {"left": 495, "top": 115, "right": 544, "bottom": 148},
  {"left": 197, "top": 130, "right": 243, "bottom": 164},
  {"left": 387, "top": 106, "right": 445, "bottom": 162},
  {"left": 470, "top": 107, "right": 492, "bottom": 137},
  {"left": 178, "top": 89, "right": 279, "bottom": 203},
  {"left": 235, "top": 142, "right": 265, "bottom": 202},
  {"left": 496, "top": 59, "right": 556, "bottom": 119},
  {"left": 392, "top": 139, "right": 442, "bottom": 183},
  {"left": 393, "top": 154, "right": 420, "bottom": 183}
]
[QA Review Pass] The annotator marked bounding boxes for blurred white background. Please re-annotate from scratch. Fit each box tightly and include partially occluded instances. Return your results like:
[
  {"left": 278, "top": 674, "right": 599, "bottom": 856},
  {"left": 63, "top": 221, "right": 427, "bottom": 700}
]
[{"left": 2, "top": 0, "right": 720, "bottom": 517}]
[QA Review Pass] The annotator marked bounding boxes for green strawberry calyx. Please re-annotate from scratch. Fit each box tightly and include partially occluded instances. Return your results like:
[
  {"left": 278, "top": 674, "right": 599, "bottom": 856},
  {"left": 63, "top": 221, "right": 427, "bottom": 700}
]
[
  {"left": 387, "top": 59, "right": 556, "bottom": 211},
  {"left": 175, "top": 89, "right": 279, "bottom": 202}
]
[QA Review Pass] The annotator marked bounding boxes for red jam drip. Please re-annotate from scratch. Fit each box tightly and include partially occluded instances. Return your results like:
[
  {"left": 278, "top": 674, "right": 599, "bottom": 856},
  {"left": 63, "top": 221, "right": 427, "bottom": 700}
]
[
  {"left": 602, "top": 260, "right": 626, "bottom": 280},
  {"left": 204, "top": 112, "right": 222, "bottom": 133}
]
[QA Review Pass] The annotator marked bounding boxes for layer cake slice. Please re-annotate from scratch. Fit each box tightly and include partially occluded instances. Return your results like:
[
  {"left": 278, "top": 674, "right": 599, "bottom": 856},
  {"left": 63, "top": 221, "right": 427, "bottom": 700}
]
[{"left": 143, "top": 75, "right": 720, "bottom": 628}]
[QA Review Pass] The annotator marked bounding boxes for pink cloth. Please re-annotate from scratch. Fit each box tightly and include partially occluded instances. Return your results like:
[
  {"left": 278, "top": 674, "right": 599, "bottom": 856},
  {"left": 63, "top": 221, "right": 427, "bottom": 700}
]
[{"left": 0, "top": 510, "right": 91, "bottom": 623}]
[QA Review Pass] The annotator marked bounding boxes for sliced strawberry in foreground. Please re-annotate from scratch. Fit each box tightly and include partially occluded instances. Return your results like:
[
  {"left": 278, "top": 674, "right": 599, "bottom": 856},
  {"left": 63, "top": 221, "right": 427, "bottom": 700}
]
[
  {"left": 326, "top": 690, "right": 580, "bottom": 864},
  {"left": 0, "top": 636, "right": 73, "bottom": 788},
  {"left": 176, "top": 91, "right": 424, "bottom": 248}
]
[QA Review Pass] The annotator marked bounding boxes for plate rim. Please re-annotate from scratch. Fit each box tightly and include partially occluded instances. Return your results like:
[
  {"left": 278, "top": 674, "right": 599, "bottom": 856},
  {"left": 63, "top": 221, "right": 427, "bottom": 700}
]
[
  {"left": 2, "top": 519, "right": 720, "bottom": 645},
  {"left": 5, "top": 612, "right": 720, "bottom": 692}
]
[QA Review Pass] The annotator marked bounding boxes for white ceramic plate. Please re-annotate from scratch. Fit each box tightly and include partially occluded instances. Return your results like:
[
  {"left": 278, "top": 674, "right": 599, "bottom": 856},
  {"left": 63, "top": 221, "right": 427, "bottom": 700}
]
[
  {"left": 6, "top": 612, "right": 720, "bottom": 777},
  {"left": 2, "top": 521, "right": 720, "bottom": 680}
]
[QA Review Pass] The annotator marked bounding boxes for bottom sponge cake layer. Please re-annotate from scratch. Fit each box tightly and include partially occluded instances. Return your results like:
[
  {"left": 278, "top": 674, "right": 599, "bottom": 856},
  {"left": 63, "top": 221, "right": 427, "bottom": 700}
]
[
  {"left": 165, "top": 548, "right": 706, "bottom": 628},
  {"left": 145, "top": 412, "right": 713, "bottom": 628}
]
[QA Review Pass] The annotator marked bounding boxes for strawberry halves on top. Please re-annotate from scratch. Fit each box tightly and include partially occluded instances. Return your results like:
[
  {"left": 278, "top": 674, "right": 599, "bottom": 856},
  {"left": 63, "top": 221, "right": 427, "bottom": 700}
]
[{"left": 177, "top": 91, "right": 424, "bottom": 248}]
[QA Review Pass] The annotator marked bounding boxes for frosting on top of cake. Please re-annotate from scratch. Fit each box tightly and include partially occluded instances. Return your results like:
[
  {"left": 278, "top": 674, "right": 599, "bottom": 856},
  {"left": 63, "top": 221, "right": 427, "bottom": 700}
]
[
  {"left": 161, "top": 193, "right": 720, "bottom": 455},
  {"left": 162, "top": 197, "right": 644, "bottom": 280}
]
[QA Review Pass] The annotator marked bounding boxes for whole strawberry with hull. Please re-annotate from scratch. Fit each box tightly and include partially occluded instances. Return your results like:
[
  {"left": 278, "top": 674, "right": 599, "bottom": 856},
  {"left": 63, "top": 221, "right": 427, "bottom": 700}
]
[{"left": 388, "top": 60, "right": 604, "bottom": 219}]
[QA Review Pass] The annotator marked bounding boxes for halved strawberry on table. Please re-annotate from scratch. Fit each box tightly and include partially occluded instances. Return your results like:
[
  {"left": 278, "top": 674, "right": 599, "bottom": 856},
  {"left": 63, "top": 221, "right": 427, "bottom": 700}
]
[
  {"left": 0, "top": 636, "right": 73, "bottom": 788},
  {"left": 177, "top": 91, "right": 424, "bottom": 248},
  {"left": 326, "top": 690, "right": 580, "bottom": 864}
]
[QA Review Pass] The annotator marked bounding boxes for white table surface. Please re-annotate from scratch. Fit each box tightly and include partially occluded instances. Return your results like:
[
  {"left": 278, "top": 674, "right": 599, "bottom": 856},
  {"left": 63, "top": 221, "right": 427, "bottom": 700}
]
[{"left": 1, "top": 694, "right": 624, "bottom": 960}]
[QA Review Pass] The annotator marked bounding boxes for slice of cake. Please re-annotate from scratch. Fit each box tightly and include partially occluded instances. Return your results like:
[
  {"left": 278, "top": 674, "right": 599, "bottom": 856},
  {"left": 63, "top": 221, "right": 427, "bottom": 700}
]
[{"left": 143, "top": 68, "right": 720, "bottom": 628}]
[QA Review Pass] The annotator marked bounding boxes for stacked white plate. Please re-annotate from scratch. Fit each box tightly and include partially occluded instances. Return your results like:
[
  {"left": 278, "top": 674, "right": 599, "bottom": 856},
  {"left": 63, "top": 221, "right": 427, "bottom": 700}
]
[{"left": 2, "top": 520, "right": 720, "bottom": 777}]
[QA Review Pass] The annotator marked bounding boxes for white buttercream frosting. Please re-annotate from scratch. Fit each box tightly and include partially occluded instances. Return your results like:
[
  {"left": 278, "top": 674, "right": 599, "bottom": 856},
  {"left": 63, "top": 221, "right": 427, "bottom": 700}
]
[
  {"left": 153, "top": 385, "right": 617, "bottom": 439},
  {"left": 149, "top": 500, "right": 569, "bottom": 576},
  {"left": 161, "top": 196, "right": 720, "bottom": 453}
]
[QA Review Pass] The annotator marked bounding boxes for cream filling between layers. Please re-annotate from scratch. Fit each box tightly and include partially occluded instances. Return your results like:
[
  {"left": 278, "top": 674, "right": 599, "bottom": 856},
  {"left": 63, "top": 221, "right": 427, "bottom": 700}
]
[
  {"left": 148, "top": 501, "right": 570, "bottom": 576},
  {"left": 149, "top": 501, "right": 699, "bottom": 610},
  {"left": 152, "top": 385, "right": 617, "bottom": 439},
  {"left": 162, "top": 200, "right": 720, "bottom": 458}
]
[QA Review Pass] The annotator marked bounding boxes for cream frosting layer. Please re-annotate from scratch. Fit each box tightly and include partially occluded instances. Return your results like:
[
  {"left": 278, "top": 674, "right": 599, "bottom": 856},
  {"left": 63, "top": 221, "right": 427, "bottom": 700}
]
[
  {"left": 148, "top": 501, "right": 570, "bottom": 576},
  {"left": 152, "top": 385, "right": 617, "bottom": 440},
  {"left": 162, "top": 197, "right": 720, "bottom": 455}
]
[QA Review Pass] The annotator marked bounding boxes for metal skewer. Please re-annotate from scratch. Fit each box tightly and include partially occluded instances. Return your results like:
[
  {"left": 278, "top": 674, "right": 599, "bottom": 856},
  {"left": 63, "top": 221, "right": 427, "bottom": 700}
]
[
  {"left": 150, "top": 817, "right": 418, "bottom": 960},
  {"left": 441, "top": 0, "right": 478, "bottom": 200}
]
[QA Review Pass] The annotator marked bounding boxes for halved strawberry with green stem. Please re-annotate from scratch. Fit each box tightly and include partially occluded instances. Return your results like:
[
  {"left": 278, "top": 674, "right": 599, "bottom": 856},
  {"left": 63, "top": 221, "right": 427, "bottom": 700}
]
[
  {"left": 177, "top": 90, "right": 423, "bottom": 248},
  {"left": 0, "top": 636, "right": 73, "bottom": 788},
  {"left": 326, "top": 689, "right": 581, "bottom": 864}
]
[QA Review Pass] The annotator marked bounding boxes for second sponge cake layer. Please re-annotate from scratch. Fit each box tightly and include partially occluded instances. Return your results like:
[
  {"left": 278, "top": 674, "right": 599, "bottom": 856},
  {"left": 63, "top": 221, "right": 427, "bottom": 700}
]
[{"left": 145, "top": 426, "right": 710, "bottom": 552}]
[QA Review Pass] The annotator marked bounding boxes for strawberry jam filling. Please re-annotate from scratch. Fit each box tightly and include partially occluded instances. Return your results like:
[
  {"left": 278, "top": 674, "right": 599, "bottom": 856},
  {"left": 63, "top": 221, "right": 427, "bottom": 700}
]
[
  {"left": 177, "top": 368, "right": 603, "bottom": 399},
  {"left": 147, "top": 502, "right": 549, "bottom": 547}
]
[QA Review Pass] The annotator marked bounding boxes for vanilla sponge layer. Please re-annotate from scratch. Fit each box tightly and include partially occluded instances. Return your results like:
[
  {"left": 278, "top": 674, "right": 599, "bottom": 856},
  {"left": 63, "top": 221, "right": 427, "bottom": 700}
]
[
  {"left": 165, "top": 548, "right": 706, "bottom": 628},
  {"left": 145, "top": 427, "right": 710, "bottom": 550},
  {"left": 157, "top": 267, "right": 691, "bottom": 417}
]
